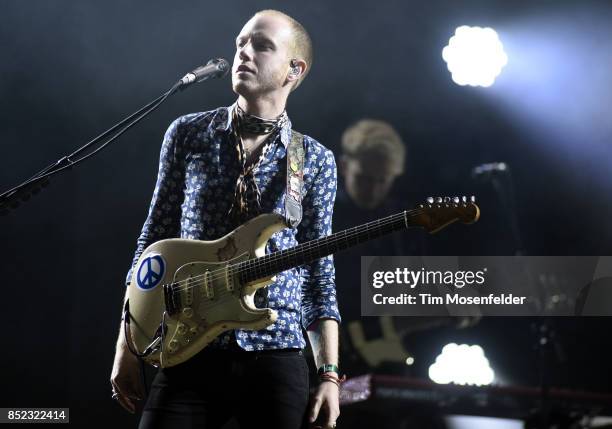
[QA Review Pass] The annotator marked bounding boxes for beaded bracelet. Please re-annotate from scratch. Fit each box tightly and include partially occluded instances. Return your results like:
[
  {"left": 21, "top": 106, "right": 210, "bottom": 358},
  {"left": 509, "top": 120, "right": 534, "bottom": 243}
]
[{"left": 319, "top": 373, "right": 347, "bottom": 387}]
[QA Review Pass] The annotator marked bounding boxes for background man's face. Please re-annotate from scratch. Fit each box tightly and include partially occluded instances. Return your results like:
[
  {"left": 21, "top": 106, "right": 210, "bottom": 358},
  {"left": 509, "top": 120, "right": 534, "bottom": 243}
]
[
  {"left": 342, "top": 152, "right": 400, "bottom": 210},
  {"left": 232, "top": 14, "right": 293, "bottom": 98}
]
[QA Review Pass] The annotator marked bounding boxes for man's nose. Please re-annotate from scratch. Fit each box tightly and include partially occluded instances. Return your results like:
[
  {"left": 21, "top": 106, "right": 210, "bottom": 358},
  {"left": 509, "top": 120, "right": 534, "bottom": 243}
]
[{"left": 238, "top": 43, "right": 252, "bottom": 62}]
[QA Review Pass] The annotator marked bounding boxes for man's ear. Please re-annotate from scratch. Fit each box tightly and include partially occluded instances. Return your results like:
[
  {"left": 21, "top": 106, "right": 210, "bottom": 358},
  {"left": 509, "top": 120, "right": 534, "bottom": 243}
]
[{"left": 287, "top": 59, "right": 307, "bottom": 83}]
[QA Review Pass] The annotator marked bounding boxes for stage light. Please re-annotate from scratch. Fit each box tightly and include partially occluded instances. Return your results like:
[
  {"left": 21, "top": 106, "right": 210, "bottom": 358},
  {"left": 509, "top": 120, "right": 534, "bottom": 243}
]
[
  {"left": 445, "top": 415, "right": 523, "bottom": 429},
  {"left": 428, "top": 343, "right": 495, "bottom": 386},
  {"left": 405, "top": 356, "right": 415, "bottom": 365},
  {"left": 442, "top": 26, "right": 508, "bottom": 87}
]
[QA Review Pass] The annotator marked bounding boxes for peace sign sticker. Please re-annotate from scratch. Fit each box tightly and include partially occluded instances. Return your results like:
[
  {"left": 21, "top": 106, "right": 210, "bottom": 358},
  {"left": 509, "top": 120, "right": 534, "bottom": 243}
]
[{"left": 136, "top": 254, "right": 166, "bottom": 291}]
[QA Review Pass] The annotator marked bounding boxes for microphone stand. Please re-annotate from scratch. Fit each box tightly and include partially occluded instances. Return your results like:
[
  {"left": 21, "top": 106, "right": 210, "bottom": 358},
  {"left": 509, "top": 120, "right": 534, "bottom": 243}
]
[
  {"left": 475, "top": 164, "right": 571, "bottom": 428},
  {"left": 0, "top": 63, "right": 223, "bottom": 216},
  {"left": 489, "top": 167, "right": 523, "bottom": 254}
]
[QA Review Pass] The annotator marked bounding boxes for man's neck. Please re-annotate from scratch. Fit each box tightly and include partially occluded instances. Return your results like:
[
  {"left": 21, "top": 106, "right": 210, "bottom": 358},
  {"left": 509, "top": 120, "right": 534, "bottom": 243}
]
[{"left": 236, "top": 94, "right": 286, "bottom": 119}]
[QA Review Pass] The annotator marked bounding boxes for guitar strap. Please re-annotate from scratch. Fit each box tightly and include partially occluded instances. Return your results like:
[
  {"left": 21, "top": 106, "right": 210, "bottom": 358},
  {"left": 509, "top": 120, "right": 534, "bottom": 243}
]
[{"left": 285, "top": 130, "right": 305, "bottom": 228}]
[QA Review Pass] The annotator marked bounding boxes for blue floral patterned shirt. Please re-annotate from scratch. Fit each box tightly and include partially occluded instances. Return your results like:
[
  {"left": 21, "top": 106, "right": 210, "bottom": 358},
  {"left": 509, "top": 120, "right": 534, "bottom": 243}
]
[{"left": 126, "top": 103, "right": 341, "bottom": 351}]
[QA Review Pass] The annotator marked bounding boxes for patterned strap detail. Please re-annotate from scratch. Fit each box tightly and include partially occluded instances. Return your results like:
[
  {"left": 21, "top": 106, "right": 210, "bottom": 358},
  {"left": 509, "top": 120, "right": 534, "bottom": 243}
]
[{"left": 285, "top": 130, "right": 304, "bottom": 228}]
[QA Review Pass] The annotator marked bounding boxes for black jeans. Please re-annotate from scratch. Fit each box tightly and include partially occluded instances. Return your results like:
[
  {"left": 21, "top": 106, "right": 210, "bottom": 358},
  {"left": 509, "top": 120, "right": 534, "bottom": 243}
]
[{"left": 138, "top": 346, "right": 310, "bottom": 429}]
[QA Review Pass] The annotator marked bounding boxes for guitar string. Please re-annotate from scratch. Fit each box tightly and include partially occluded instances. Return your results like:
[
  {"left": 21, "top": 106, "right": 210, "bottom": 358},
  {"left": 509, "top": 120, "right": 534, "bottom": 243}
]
[
  {"left": 164, "top": 204, "right": 470, "bottom": 295},
  {"left": 167, "top": 208, "right": 415, "bottom": 293},
  {"left": 167, "top": 204, "right": 473, "bottom": 294},
  {"left": 152, "top": 206, "right": 414, "bottom": 356},
  {"left": 160, "top": 209, "right": 412, "bottom": 304}
]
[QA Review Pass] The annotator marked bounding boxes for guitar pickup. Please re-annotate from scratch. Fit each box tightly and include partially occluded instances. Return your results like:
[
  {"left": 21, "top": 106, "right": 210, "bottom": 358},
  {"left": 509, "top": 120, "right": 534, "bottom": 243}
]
[
  {"left": 203, "top": 270, "right": 214, "bottom": 300},
  {"left": 185, "top": 276, "right": 194, "bottom": 305},
  {"left": 225, "top": 266, "right": 234, "bottom": 292}
]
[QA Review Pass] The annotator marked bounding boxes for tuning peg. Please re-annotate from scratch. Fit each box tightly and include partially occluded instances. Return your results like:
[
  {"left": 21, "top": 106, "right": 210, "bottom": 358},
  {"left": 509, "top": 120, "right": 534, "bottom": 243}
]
[
  {"left": 426, "top": 197, "right": 434, "bottom": 204},
  {"left": 470, "top": 195, "right": 476, "bottom": 203},
  {"left": 436, "top": 197, "right": 443, "bottom": 203},
  {"left": 443, "top": 196, "right": 451, "bottom": 203},
  {"left": 461, "top": 196, "right": 468, "bottom": 203},
  {"left": 453, "top": 196, "right": 460, "bottom": 204}
]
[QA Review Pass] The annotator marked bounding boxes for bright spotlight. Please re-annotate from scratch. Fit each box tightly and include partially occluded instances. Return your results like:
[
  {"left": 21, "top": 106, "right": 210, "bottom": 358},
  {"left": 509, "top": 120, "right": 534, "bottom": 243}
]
[
  {"left": 428, "top": 343, "right": 495, "bottom": 386},
  {"left": 442, "top": 26, "right": 508, "bottom": 87}
]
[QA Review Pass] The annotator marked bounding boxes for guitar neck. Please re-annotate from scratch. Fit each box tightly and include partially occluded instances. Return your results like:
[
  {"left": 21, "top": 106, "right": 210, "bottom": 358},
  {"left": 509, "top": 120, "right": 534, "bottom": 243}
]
[{"left": 239, "top": 210, "right": 418, "bottom": 283}]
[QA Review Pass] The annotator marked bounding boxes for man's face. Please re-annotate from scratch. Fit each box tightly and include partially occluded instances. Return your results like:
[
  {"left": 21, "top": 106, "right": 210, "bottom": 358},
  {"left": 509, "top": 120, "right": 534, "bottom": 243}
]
[
  {"left": 232, "top": 13, "right": 293, "bottom": 98},
  {"left": 341, "top": 153, "right": 399, "bottom": 210}
]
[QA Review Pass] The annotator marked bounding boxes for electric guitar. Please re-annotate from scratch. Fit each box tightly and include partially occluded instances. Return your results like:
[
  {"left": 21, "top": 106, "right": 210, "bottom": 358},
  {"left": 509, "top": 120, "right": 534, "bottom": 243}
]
[{"left": 126, "top": 196, "right": 480, "bottom": 367}]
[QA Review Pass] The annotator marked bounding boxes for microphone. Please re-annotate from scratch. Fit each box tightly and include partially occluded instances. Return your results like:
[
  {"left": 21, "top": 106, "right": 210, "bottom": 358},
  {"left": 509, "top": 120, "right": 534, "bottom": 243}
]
[
  {"left": 179, "top": 58, "right": 230, "bottom": 88},
  {"left": 471, "top": 162, "right": 508, "bottom": 178}
]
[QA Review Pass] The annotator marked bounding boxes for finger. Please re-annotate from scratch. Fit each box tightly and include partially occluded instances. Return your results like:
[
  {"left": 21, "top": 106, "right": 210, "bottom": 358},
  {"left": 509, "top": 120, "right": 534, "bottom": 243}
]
[
  {"left": 123, "top": 386, "right": 143, "bottom": 401},
  {"left": 112, "top": 381, "right": 136, "bottom": 413},
  {"left": 325, "top": 413, "right": 337, "bottom": 429},
  {"left": 309, "top": 396, "right": 323, "bottom": 423},
  {"left": 326, "top": 404, "right": 340, "bottom": 426},
  {"left": 116, "top": 394, "right": 136, "bottom": 414},
  {"left": 118, "top": 371, "right": 145, "bottom": 399},
  {"left": 320, "top": 402, "right": 336, "bottom": 429},
  {"left": 114, "top": 378, "right": 143, "bottom": 401}
]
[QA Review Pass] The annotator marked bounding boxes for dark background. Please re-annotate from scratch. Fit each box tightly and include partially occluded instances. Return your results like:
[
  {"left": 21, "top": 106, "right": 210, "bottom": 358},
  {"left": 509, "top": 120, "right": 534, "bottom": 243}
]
[{"left": 2, "top": 0, "right": 612, "bottom": 427}]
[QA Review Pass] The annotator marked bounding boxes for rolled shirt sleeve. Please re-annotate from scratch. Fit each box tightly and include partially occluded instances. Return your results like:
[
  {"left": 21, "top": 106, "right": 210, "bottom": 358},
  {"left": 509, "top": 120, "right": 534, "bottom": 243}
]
[{"left": 298, "top": 142, "right": 341, "bottom": 330}]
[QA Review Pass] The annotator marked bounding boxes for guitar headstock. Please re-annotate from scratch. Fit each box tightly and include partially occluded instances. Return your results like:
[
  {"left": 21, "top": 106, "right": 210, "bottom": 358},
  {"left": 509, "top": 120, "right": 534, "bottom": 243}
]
[{"left": 409, "top": 196, "right": 480, "bottom": 233}]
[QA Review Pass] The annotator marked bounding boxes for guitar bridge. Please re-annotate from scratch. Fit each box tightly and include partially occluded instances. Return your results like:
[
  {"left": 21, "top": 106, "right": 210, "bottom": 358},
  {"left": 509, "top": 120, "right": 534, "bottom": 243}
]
[{"left": 163, "top": 283, "right": 182, "bottom": 316}]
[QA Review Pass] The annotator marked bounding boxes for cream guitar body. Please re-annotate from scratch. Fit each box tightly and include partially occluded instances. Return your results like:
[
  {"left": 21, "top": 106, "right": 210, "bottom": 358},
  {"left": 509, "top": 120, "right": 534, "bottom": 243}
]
[
  {"left": 127, "top": 213, "right": 286, "bottom": 368},
  {"left": 125, "top": 196, "right": 480, "bottom": 368}
]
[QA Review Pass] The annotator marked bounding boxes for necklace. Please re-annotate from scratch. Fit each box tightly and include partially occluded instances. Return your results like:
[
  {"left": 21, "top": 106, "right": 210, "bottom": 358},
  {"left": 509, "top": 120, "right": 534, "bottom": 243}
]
[{"left": 235, "top": 104, "right": 288, "bottom": 135}]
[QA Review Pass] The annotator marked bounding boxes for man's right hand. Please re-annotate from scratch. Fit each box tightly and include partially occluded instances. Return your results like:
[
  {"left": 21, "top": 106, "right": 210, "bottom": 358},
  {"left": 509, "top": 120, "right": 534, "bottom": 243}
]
[{"left": 110, "top": 337, "right": 145, "bottom": 414}]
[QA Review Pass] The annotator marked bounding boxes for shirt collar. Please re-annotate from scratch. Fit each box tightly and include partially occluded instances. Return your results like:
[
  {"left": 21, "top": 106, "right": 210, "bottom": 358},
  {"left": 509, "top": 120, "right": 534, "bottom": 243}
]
[{"left": 213, "top": 102, "right": 292, "bottom": 148}]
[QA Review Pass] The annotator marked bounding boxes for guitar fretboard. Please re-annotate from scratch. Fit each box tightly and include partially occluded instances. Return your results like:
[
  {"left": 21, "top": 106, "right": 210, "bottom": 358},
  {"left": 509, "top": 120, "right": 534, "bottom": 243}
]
[{"left": 237, "top": 210, "right": 418, "bottom": 283}]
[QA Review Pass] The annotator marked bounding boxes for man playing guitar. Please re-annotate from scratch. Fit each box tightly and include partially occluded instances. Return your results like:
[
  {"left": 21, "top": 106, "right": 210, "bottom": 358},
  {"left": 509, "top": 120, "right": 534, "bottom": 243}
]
[{"left": 110, "top": 9, "right": 342, "bottom": 429}]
